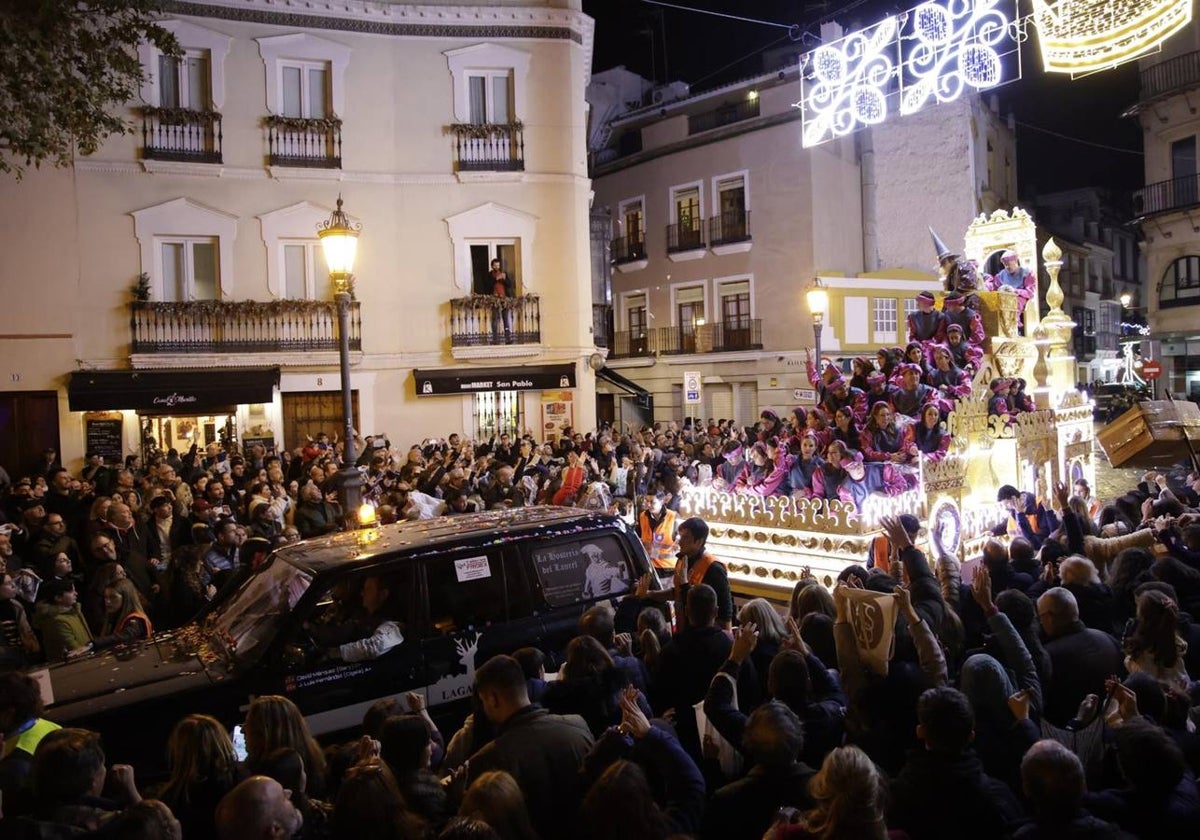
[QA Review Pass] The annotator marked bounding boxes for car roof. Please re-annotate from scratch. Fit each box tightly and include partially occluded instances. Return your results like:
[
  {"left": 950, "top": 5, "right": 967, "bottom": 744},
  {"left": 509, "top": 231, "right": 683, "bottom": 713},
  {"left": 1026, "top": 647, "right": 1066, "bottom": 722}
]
[{"left": 272, "top": 506, "right": 631, "bottom": 575}]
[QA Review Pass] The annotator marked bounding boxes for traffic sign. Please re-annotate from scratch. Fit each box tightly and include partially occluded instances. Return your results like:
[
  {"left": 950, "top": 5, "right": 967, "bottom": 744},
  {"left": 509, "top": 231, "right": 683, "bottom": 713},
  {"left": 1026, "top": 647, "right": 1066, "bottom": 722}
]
[
  {"left": 683, "top": 370, "right": 702, "bottom": 405},
  {"left": 1142, "top": 360, "right": 1162, "bottom": 380}
]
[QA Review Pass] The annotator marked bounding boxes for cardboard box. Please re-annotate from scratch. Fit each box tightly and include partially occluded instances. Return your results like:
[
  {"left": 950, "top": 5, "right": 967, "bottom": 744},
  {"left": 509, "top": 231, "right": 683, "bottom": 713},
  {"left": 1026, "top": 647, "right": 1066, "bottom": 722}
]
[{"left": 1097, "top": 400, "right": 1200, "bottom": 469}]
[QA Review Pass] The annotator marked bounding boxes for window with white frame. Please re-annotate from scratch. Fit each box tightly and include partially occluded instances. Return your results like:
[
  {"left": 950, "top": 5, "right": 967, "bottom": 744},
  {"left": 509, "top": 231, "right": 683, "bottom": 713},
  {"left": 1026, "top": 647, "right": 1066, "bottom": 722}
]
[
  {"left": 469, "top": 240, "right": 520, "bottom": 296},
  {"left": 671, "top": 184, "right": 703, "bottom": 250},
  {"left": 280, "top": 60, "right": 329, "bottom": 119},
  {"left": 138, "top": 19, "right": 230, "bottom": 111},
  {"left": 444, "top": 203, "right": 537, "bottom": 296},
  {"left": 132, "top": 198, "right": 238, "bottom": 301},
  {"left": 903, "top": 297, "right": 918, "bottom": 320},
  {"left": 626, "top": 293, "right": 648, "bottom": 334},
  {"left": 281, "top": 241, "right": 331, "bottom": 301},
  {"left": 468, "top": 70, "right": 514, "bottom": 124},
  {"left": 873, "top": 297, "right": 898, "bottom": 343},
  {"left": 618, "top": 198, "right": 645, "bottom": 245},
  {"left": 717, "top": 279, "right": 752, "bottom": 328},
  {"left": 675, "top": 285, "right": 706, "bottom": 332},
  {"left": 159, "top": 50, "right": 211, "bottom": 110},
  {"left": 257, "top": 33, "right": 350, "bottom": 118},
  {"left": 445, "top": 43, "right": 530, "bottom": 126},
  {"left": 160, "top": 238, "right": 219, "bottom": 301},
  {"left": 713, "top": 174, "right": 747, "bottom": 240}
]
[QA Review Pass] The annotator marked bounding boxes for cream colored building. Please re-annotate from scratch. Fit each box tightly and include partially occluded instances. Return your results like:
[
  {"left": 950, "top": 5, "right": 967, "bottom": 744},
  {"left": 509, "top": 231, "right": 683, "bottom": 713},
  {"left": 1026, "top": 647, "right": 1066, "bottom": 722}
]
[
  {"left": 588, "top": 62, "right": 1017, "bottom": 427},
  {"left": 0, "top": 0, "right": 598, "bottom": 474},
  {"left": 1130, "top": 20, "right": 1200, "bottom": 399}
]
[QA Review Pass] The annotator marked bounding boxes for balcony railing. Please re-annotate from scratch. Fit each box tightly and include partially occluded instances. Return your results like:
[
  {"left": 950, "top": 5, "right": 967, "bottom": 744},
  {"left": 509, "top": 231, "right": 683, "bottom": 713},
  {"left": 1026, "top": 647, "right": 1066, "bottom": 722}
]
[
  {"left": 1133, "top": 174, "right": 1200, "bottom": 218},
  {"left": 450, "top": 295, "right": 541, "bottom": 346},
  {"left": 447, "top": 123, "right": 525, "bottom": 172},
  {"left": 141, "top": 108, "right": 222, "bottom": 164},
  {"left": 131, "top": 300, "right": 360, "bottom": 354},
  {"left": 611, "top": 235, "right": 647, "bottom": 264},
  {"left": 687, "top": 98, "right": 761, "bottom": 135},
  {"left": 667, "top": 220, "right": 705, "bottom": 253},
  {"left": 1141, "top": 49, "right": 1200, "bottom": 101},
  {"left": 608, "top": 319, "right": 762, "bottom": 358},
  {"left": 709, "top": 209, "right": 751, "bottom": 245},
  {"left": 265, "top": 115, "right": 342, "bottom": 168}
]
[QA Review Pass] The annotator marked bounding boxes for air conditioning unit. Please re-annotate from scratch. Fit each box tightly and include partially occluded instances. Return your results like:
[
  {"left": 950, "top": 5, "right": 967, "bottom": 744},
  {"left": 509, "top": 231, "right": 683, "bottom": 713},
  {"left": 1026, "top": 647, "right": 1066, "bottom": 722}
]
[{"left": 650, "top": 82, "right": 690, "bottom": 106}]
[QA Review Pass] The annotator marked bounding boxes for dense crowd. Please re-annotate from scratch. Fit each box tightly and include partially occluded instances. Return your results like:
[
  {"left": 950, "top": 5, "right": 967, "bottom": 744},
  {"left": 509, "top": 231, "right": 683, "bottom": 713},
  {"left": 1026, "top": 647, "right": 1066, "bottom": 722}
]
[{"left": 2, "top": 418, "right": 1200, "bottom": 839}]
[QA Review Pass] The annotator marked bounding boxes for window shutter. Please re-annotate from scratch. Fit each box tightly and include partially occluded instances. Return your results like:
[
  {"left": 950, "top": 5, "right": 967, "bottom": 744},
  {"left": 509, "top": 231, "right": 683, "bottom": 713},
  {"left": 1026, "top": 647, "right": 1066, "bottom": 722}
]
[
  {"left": 468, "top": 76, "right": 487, "bottom": 124},
  {"left": 159, "top": 55, "right": 180, "bottom": 108},
  {"left": 281, "top": 66, "right": 302, "bottom": 117}
]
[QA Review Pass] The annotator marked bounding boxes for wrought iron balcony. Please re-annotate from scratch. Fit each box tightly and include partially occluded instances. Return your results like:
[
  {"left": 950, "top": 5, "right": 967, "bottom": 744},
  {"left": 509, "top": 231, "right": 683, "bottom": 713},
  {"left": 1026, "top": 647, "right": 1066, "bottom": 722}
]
[
  {"left": 131, "top": 300, "right": 360, "bottom": 354},
  {"left": 447, "top": 122, "right": 525, "bottom": 172},
  {"left": 1133, "top": 174, "right": 1200, "bottom": 219},
  {"left": 450, "top": 295, "right": 541, "bottom": 347},
  {"left": 687, "top": 98, "right": 761, "bottom": 135},
  {"left": 709, "top": 209, "right": 751, "bottom": 246},
  {"left": 667, "top": 220, "right": 705, "bottom": 253},
  {"left": 1140, "top": 49, "right": 1200, "bottom": 102},
  {"left": 265, "top": 115, "right": 342, "bottom": 168},
  {"left": 141, "top": 108, "right": 222, "bottom": 164},
  {"left": 608, "top": 319, "right": 762, "bottom": 358},
  {"left": 611, "top": 235, "right": 647, "bottom": 265}
]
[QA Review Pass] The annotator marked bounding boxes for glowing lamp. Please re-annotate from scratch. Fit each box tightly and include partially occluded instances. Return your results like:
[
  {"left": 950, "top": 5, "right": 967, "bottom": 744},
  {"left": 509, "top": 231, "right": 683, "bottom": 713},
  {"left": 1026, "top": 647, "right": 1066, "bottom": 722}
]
[
  {"left": 1031, "top": 0, "right": 1193, "bottom": 76},
  {"left": 806, "top": 277, "right": 829, "bottom": 324},
  {"left": 358, "top": 502, "right": 377, "bottom": 526},
  {"left": 1119, "top": 292, "right": 1132, "bottom": 307},
  {"left": 318, "top": 196, "right": 360, "bottom": 291}
]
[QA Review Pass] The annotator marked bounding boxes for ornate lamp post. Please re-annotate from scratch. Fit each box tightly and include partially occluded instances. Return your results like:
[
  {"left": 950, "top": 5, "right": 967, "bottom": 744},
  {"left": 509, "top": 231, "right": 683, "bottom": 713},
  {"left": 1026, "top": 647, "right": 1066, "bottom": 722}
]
[
  {"left": 318, "top": 196, "right": 366, "bottom": 526},
  {"left": 806, "top": 276, "right": 829, "bottom": 365}
]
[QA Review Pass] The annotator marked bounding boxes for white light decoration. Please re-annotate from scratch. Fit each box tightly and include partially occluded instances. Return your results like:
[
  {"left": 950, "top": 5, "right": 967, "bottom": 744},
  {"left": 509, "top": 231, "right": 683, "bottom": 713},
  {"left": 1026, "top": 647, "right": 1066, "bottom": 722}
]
[
  {"left": 798, "top": 0, "right": 1018, "bottom": 147},
  {"left": 800, "top": 16, "right": 898, "bottom": 147},
  {"left": 1031, "top": 0, "right": 1194, "bottom": 77},
  {"left": 900, "top": 0, "right": 1017, "bottom": 116}
]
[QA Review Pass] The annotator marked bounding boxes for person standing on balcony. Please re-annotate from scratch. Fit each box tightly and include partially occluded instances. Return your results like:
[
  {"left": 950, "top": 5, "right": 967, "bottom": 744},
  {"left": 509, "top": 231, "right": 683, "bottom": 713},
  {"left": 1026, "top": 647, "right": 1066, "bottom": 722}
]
[{"left": 490, "top": 258, "right": 515, "bottom": 344}]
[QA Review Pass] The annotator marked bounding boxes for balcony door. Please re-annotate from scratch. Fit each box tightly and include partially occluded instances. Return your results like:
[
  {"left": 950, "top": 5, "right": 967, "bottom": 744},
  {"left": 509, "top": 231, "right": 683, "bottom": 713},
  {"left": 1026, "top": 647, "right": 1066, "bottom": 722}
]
[
  {"left": 676, "top": 286, "right": 705, "bottom": 354},
  {"left": 626, "top": 294, "right": 647, "bottom": 355},
  {"left": 159, "top": 51, "right": 210, "bottom": 110},
  {"left": 716, "top": 177, "right": 746, "bottom": 240},
  {"left": 674, "top": 187, "right": 702, "bottom": 250},
  {"left": 470, "top": 240, "right": 520, "bottom": 296},
  {"left": 160, "top": 238, "right": 219, "bottom": 301},
  {"left": 1173, "top": 137, "right": 1197, "bottom": 207},
  {"left": 720, "top": 281, "right": 751, "bottom": 348}
]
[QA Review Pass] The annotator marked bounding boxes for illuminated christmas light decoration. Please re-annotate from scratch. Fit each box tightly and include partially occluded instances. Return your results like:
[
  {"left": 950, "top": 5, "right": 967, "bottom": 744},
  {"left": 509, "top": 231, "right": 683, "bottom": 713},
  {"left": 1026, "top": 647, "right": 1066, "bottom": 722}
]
[
  {"left": 1031, "top": 0, "right": 1193, "bottom": 77},
  {"left": 798, "top": 0, "right": 1018, "bottom": 147},
  {"left": 800, "top": 16, "right": 898, "bottom": 147},
  {"left": 900, "top": 0, "right": 1015, "bottom": 115}
]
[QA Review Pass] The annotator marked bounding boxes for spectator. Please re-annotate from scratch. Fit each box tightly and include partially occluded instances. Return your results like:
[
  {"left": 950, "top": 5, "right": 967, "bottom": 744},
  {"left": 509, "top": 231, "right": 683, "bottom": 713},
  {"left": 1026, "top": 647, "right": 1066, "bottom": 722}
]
[
  {"left": 154, "top": 714, "right": 240, "bottom": 840},
  {"left": 459, "top": 771, "right": 539, "bottom": 840},
  {"left": 1016, "top": 740, "right": 1134, "bottom": 839},
  {"left": 243, "top": 695, "right": 328, "bottom": 799},
  {"left": 32, "top": 577, "right": 92, "bottom": 661},
  {"left": 1123, "top": 589, "right": 1192, "bottom": 692},
  {"left": 467, "top": 655, "right": 594, "bottom": 840},
  {"left": 254, "top": 747, "right": 334, "bottom": 840},
  {"left": 331, "top": 759, "right": 425, "bottom": 840},
  {"left": 73, "top": 576, "right": 152, "bottom": 655},
  {"left": 767, "top": 745, "right": 890, "bottom": 840},
  {"left": 215, "top": 775, "right": 304, "bottom": 840},
  {"left": 0, "top": 672, "right": 61, "bottom": 814},
  {"left": 378, "top": 713, "right": 449, "bottom": 828},
  {"left": 1037, "top": 587, "right": 1123, "bottom": 726},
  {"left": 25, "top": 727, "right": 141, "bottom": 834}
]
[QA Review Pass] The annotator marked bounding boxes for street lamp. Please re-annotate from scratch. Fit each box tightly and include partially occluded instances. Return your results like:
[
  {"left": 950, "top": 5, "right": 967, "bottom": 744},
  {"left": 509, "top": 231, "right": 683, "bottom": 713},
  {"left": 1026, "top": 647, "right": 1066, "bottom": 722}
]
[
  {"left": 317, "top": 196, "right": 366, "bottom": 527},
  {"left": 806, "top": 276, "right": 828, "bottom": 365},
  {"left": 1119, "top": 292, "right": 1132, "bottom": 308}
]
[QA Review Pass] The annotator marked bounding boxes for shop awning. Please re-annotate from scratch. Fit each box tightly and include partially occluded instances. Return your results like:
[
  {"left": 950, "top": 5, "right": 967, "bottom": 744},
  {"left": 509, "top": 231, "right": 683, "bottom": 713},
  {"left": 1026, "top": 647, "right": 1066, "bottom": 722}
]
[
  {"left": 68, "top": 368, "right": 280, "bottom": 413},
  {"left": 597, "top": 367, "right": 653, "bottom": 410},
  {"left": 414, "top": 364, "right": 575, "bottom": 396}
]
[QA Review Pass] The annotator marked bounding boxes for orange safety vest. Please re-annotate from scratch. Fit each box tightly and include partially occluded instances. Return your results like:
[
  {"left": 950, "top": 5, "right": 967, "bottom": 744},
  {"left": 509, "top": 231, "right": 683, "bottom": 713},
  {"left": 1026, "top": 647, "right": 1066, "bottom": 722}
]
[
  {"left": 687, "top": 552, "right": 725, "bottom": 586},
  {"left": 640, "top": 509, "right": 678, "bottom": 569},
  {"left": 115, "top": 610, "right": 153, "bottom": 640}
]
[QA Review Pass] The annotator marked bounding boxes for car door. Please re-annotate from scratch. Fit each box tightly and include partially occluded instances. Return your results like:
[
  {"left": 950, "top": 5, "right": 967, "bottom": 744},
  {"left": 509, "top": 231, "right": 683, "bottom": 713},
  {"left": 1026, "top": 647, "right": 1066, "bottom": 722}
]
[
  {"left": 418, "top": 546, "right": 524, "bottom": 710},
  {"left": 251, "top": 563, "right": 424, "bottom": 739}
]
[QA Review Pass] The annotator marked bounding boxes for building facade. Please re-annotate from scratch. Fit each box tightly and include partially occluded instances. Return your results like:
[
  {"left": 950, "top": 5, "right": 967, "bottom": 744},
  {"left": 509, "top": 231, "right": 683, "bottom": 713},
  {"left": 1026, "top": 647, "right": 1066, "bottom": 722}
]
[
  {"left": 588, "top": 61, "right": 1018, "bottom": 426},
  {"left": 1131, "top": 20, "right": 1200, "bottom": 399},
  {"left": 0, "top": 0, "right": 598, "bottom": 475}
]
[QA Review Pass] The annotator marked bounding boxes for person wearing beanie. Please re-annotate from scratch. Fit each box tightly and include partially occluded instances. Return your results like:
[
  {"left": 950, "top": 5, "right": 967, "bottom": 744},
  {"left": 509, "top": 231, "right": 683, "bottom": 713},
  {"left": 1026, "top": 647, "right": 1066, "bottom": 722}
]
[
  {"left": 938, "top": 291, "right": 986, "bottom": 345},
  {"left": 866, "top": 370, "right": 891, "bottom": 412},
  {"left": 989, "top": 379, "right": 1013, "bottom": 426},
  {"left": 889, "top": 363, "right": 938, "bottom": 419},
  {"left": 820, "top": 375, "right": 868, "bottom": 425},
  {"left": 944, "top": 322, "right": 983, "bottom": 374},
  {"left": 907, "top": 291, "right": 945, "bottom": 344}
]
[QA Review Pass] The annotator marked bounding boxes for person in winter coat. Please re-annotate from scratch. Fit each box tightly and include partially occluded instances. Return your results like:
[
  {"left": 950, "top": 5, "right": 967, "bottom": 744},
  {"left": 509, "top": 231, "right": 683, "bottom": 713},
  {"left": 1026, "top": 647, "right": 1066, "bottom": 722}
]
[{"left": 32, "top": 578, "right": 92, "bottom": 662}]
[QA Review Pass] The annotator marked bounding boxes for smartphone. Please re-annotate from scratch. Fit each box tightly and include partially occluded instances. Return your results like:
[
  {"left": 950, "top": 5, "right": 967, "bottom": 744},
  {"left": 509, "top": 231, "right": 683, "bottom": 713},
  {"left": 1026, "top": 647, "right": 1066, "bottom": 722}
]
[{"left": 232, "top": 724, "right": 248, "bottom": 762}]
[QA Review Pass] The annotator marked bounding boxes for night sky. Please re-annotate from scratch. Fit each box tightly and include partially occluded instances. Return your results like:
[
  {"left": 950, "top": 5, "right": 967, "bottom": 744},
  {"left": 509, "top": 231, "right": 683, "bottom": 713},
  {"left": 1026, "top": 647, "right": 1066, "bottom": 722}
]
[{"left": 582, "top": 0, "right": 1145, "bottom": 195}]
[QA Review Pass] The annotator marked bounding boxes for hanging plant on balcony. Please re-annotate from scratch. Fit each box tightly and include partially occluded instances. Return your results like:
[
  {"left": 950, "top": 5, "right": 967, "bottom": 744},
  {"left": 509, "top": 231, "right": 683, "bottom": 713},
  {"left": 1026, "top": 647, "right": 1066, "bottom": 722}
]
[
  {"left": 445, "top": 121, "right": 523, "bottom": 139},
  {"left": 263, "top": 114, "right": 343, "bottom": 132},
  {"left": 133, "top": 272, "right": 151, "bottom": 302},
  {"left": 142, "top": 106, "right": 216, "bottom": 125},
  {"left": 138, "top": 299, "right": 341, "bottom": 318},
  {"left": 453, "top": 292, "right": 537, "bottom": 311}
]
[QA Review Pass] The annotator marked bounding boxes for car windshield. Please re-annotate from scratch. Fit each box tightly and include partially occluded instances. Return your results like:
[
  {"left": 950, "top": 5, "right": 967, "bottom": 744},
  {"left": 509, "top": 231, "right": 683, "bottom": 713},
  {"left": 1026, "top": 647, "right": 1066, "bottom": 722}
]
[{"left": 206, "top": 557, "right": 312, "bottom": 665}]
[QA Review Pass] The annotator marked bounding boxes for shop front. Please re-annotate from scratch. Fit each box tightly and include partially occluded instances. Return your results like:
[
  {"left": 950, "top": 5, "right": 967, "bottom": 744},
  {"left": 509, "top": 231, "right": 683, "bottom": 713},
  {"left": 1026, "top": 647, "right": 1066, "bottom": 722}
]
[
  {"left": 414, "top": 364, "right": 577, "bottom": 442},
  {"left": 67, "top": 368, "right": 280, "bottom": 463}
]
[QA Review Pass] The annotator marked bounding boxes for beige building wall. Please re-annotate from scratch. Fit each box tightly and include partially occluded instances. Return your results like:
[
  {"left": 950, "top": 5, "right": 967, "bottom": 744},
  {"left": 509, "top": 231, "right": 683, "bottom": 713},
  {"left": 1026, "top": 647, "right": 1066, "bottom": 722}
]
[{"left": 0, "top": 1, "right": 597, "bottom": 468}]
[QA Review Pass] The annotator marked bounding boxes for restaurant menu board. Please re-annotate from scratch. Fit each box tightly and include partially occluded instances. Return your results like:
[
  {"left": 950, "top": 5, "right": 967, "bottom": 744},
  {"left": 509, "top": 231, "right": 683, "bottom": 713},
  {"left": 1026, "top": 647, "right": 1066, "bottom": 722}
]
[{"left": 85, "top": 417, "right": 123, "bottom": 465}]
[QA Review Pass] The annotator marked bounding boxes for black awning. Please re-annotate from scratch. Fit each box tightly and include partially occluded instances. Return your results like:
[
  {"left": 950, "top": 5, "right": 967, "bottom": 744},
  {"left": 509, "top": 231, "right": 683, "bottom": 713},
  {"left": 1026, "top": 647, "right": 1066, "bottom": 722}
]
[
  {"left": 68, "top": 368, "right": 280, "bottom": 412},
  {"left": 597, "top": 367, "right": 653, "bottom": 411},
  {"left": 596, "top": 366, "right": 650, "bottom": 396},
  {"left": 415, "top": 364, "right": 575, "bottom": 396}
]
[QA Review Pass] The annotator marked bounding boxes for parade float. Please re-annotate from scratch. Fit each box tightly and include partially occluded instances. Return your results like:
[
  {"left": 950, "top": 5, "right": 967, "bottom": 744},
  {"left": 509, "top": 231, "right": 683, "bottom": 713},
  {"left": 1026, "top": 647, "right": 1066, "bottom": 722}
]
[{"left": 679, "top": 208, "right": 1097, "bottom": 598}]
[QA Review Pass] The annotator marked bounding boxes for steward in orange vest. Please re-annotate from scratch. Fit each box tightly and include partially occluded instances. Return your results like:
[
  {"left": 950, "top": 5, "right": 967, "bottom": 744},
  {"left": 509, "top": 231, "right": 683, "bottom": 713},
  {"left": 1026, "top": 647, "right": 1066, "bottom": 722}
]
[{"left": 639, "top": 495, "right": 678, "bottom": 571}]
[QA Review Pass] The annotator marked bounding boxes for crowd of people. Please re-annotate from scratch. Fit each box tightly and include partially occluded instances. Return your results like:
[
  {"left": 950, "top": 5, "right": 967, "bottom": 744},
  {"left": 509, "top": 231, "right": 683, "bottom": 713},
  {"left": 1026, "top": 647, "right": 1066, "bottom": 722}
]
[{"left": 3, "top": 443, "right": 1200, "bottom": 839}]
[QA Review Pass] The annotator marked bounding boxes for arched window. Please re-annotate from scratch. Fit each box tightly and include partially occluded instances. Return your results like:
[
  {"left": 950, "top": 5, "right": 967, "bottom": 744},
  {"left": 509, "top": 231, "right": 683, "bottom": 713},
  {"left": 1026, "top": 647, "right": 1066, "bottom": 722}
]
[{"left": 1160, "top": 256, "right": 1200, "bottom": 308}]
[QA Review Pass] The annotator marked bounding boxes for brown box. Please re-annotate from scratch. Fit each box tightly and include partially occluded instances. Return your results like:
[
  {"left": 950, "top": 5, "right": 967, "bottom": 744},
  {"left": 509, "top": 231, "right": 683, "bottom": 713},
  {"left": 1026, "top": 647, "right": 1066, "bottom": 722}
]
[{"left": 1097, "top": 400, "right": 1200, "bottom": 469}]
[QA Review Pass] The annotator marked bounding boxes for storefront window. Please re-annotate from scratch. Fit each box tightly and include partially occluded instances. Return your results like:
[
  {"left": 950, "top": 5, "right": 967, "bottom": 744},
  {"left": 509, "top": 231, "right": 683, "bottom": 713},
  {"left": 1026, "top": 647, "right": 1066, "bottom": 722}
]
[{"left": 474, "top": 391, "right": 521, "bottom": 439}]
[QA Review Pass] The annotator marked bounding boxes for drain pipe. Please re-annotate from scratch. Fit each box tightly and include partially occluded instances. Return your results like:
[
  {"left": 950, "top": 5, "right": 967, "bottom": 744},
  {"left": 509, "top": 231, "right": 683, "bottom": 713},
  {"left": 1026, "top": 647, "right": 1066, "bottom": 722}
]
[{"left": 859, "top": 128, "right": 879, "bottom": 272}]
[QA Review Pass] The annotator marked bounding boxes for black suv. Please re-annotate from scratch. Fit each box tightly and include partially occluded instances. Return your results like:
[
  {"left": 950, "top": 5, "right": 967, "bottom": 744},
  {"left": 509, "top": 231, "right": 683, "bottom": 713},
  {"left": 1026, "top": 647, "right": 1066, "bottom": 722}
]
[{"left": 35, "top": 507, "right": 652, "bottom": 770}]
